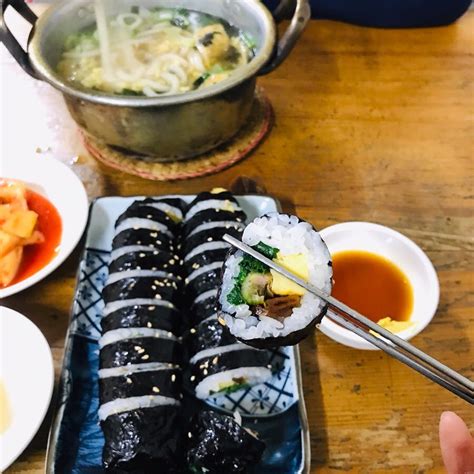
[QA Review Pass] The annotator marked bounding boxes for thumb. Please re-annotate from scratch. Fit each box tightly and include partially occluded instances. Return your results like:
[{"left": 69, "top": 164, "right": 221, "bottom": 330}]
[{"left": 439, "top": 411, "right": 474, "bottom": 474}]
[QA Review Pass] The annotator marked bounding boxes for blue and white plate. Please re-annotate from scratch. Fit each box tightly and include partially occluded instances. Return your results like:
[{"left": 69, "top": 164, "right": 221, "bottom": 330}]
[{"left": 46, "top": 196, "right": 310, "bottom": 474}]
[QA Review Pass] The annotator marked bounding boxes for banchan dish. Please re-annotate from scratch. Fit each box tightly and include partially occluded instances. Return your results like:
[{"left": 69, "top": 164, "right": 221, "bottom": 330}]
[
  {"left": 46, "top": 195, "right": 311, "bottom": 474},
  {"left": 2, "top": 0, "right": 310, "bottom": 160}
]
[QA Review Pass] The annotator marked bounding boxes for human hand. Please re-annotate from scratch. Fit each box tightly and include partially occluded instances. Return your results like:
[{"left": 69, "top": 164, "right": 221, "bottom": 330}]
[{"left": 439, "top": 411, "right": 474, "bottom": 474}]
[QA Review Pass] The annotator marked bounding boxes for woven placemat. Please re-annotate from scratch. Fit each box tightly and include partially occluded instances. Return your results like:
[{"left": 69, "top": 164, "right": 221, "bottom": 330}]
[{"left": 83, "top": 88, "right": 273, "bottom": 181}]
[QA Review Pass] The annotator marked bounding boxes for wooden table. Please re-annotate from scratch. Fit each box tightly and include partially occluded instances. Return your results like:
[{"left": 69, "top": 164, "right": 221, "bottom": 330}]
[{"left": 2, "top": 7, "right": 473, "bottom": 473}]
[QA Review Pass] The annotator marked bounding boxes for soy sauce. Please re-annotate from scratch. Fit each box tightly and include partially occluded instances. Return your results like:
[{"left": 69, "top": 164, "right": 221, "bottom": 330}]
[{"left": 332, "top": 250, "right": 414, "bottom": 323}]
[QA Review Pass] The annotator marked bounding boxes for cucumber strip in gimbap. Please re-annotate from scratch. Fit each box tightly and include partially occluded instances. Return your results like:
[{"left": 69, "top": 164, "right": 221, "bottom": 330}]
[
  {"left": 114, "top": 218, "right": 174, "bottom": 240},
  {"left": 219, "top": 213, "right": 333, "bottom": 348},
  {"left": 102, "top": 405, "right": 182, "bottom": 472},
  {"left": 100, "top": 337, "right": 182, "bottom": 369},
  {"left": 99, "top": 367, "right": 182, "bottom": 404},
  {"left": 102, "top": 275, "right": 180, "bottom": 305},
  {"left": 101, "top": 305, "right": 183, "bottom": 335},
  {"left": 186, "top": 411, "right": 265, "bottom": 474},
  {"left": 109, "top": 247, "right": 183, "bottom": 274},
  {"left": 112, "top": 228, "right": 175, "bottom": 252},
  {"left": 116, "top": 203, "right": 179, "bottom": 233},
  {"left": 188, "top": 347, "right": 272, "bottom": 399}
]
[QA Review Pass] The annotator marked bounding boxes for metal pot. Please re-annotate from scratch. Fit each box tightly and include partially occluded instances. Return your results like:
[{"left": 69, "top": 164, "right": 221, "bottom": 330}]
[{"left": 1, "top": 0, "right": 310, "bottom": 160}]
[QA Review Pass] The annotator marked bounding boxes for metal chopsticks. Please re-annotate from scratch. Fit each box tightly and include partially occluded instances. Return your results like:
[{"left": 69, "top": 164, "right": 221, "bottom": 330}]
[{"left": 223, "top": 234, "right": 474, "bottom": 404}]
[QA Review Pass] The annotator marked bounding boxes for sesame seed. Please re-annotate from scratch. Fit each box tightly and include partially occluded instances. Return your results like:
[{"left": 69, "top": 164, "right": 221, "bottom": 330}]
[
  {"left": 147, "top": 215, "right": 152, "bottom": 219},
  {"left": 152, "top": 386, "right": 160, "bottom": 393},
  {"left": 134, "top": 346, "right": 142, "bottom": 351},
  {"left": 151, "top": 232, "right": 158, "bottom": 238},
  {"left": 207, "top": 237, "right": 213, "bottom": 241},
  {"left": 138, "top": 348, "right": 145, "bottom": 354},
  {"left": 203, "top": 369, "right": 208, "bottom": 376},
  {"left": 152, "top": 285, "right": 157, "bottom": 290},
  {"left": 171, "top": 374, "right": 176, "bottom": 382},
  {"left": 137, "top": 241, "right": 142, "bottom": 244},
  {"left": 190, "top": 328, "right": 196, "bottom": 334},
  {"left": 126, "top": 377, "right": 132, "bottom": 384},
  {"left": 141, "top": 354, "right": 150, "bottom": 360},
  {"left": 133, "top": 226, "right": 139, "bottom": 230},
  {"left": 153, "top": 251, "right": 158, "bottom": 255},
  {"left": 169, "top": 259, "right": 175, "bottom": 265},
  {"left": 190, "top": 375, "right": 196, "bottom": 382},
  {"left": 151, "top": 267, "right": 157, "bottom": 271},
  {"left": 155, "top": 294, "right": 162, "bottom": 299},
  {"left": 139, "top": 253, "right": 146, "bottom": 258},
  {"left": 188, "top": 432, "right": 192, "bottom": 439},
  {"left": 192, "top": 263, "right": 200, "bottom": 269},
  {"left": 148, "top": 306, "right": 156, "bottom": 311},
  {"left": 212, "top": 357, "right": 219, "bottom": 365},
  {"left": 147, "top": 322, "right": 152, "bottom": 328}
]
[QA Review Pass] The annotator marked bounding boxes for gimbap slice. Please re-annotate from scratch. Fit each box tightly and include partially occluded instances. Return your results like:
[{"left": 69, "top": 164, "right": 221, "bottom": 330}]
[
  {"left": 187, "top": 318, "right": 236, "bottom": 360},
  {"left": 101, "top": 405, "right": 182, "bottom": 472},
  {"left": 140, "top": 197, "right": 187, "bottom": 223},
  {"left": 109, "top": 246, "right": 182, "bottom": 275},
  {"left": 219, "top": 213, "right": 333, "bottom": 348},
  {"left": 99, "top": 366, "right": 182, "bottom": 404},
  {"left": 184, "top": 242, "right": 230, "bottom": 275},
  {"left": 99, "top": 329, "right": 182, "bottom": 368},
  {"left": 184, "top": 209, "right": 246, "bottom": 238},
  {"left": 114, "top": 217, "right": 174, "bottom": 243},
  {"left": 188, "top": 289, "right": 218, "bottom": 326},
  {"left": 186, "top": 411, "right": 265, "bottom": 474},
  {"left": 102, "top": 273, "right": 180, "bottom": 305},
  {"left": 112, "top": 227, "right": 175, "bottom": 253},
  {"left": 116, "top": 202, "right": 179, "bottom": 234},
  {"left": 185, "top": 262, "right": 223, "bottom": 303},
  {"left": 188, "top": 346, "right": 272, "bottom": 399},
  {"left": 186, "top": 189, "right": 240, "bottom": 212},
  {"left": 101, "top": 304, "right": 183, "bottom": 336}
]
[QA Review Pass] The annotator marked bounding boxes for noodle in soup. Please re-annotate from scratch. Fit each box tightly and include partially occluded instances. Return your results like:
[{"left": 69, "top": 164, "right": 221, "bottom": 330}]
[{"left": 57, "top": 5, "right": 256, "bottom": 96}]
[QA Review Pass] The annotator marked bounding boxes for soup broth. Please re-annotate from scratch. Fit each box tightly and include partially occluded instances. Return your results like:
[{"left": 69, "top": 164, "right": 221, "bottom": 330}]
[{"left": 57, "top": 5, "right": 256, "bottom": 96}]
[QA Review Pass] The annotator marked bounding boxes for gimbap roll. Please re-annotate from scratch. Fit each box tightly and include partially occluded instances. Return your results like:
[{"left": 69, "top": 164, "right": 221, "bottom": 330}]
[
  {"left": 101, "top": 405, "right": 182, "bottom": 472},
  {"left": 186, "top": 411, "right": 265, "bottom": 474},
  {"left": 218, "top": 213, "right": 333, "bottom": 348}
]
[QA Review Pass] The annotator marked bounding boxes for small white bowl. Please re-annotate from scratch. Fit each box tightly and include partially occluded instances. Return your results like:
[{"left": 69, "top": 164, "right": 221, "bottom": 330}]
[
  {"left": 0, "top": 307, "right": 54, "bottom": 471},
  {"left": 319, "top": 222, "right": 440, "bottom": 350},
  {"left": 1, "top": 155, "right": 89, "bottom": 298}
]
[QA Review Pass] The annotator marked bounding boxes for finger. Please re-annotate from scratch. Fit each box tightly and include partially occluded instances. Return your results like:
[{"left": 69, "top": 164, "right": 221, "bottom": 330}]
[{"left": 439, "top": 411, "right": 474, "bottom": 474}]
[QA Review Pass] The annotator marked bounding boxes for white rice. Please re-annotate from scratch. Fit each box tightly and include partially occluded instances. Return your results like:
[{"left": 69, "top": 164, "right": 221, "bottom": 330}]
[
  {"left": 105, "top": 269, "right": 177, "bottom": 285},
  {"left": 184, "top": 241, "right": 230, "bottom": 262},
  {"left": 103, "top": 298, "right": 176, "bottom": 316},
  {"left": 189, "top": 343, "right": 255, "bottom": 365},
  {"left": 115, "top": 218, "right": 174, "bottom": 239},
  {"left": 139, "top": 202, "right": 183, "bottom": 221},
  {"left": 110, "top": 245, "right": 172, "bottom": 262},
  {"left": 219, "top": 213, "right": 332, "bottom": 340},
  {"left": 185, "top": 261, "right": 223, "bottom": 285},
  {"left": 187, "top": 221, "right": 245, "bottom": 239},
  {"left": 194, "top": 367, "right": 271, "bottom": 400},
  {"left": 98, "top": 395, "right": 179, "bottom": 421},
  {"left": 99, "top": 327, "right": 178, "bottom": 348},
  {"left": 98, "top": 362, "right": 179, "bottom": 379},
  {"left": 185, "top": 199, "right": 242, "bottom": 221}
]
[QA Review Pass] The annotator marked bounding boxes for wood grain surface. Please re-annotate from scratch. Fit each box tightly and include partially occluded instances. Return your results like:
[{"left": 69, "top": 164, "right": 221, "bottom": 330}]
[{"left": 2, "top": 8, "right": 473, "bottom": 474}]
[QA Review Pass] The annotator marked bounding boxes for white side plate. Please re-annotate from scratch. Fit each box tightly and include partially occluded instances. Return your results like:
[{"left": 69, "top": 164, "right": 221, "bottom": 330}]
[
  {"left": 1, "top": 155, "right": 89, "bottom": 298},
  {"left": 0, "top": 307, "right": 54, "bottom": 470}
]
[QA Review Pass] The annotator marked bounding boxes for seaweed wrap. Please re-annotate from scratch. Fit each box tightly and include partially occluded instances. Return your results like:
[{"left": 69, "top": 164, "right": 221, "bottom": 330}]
[
  {"left": 112, "top": 227, "right": 176, "bottom": 253},
  {"left": 99, "top": 328, "right": 183, "bottom": 369},
  {"left": 101, "top": 304, "right": 183, "bottom": 336},
  {"left": 184, "top": 221, "right": 244, "bottom": 255},
  {"left": 102, "top": 273, "right": 180, "bottom": 305},
  {"left": 184, "top": 262, "right": 223, "bottom": 303},
  {"left": 183, "top": 241, "right": 231, "bottom": 275},
  {"left": 101, "top": 405, "right": 182, "bottom": 472},
  {"left": 189, "top": 290, "right": 219, "bottom": 326},
  {"left": 109, "top": 246, "right": 183, "bottom": 275},
  {"left": 218, "top": 213, "right": 333, "bottom": 348},
  {"left": 186, "top": 411, "right": 265, "bottom": 474}
]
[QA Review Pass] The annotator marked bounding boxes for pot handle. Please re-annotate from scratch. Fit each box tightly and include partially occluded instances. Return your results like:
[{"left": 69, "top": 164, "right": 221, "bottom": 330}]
[
  {"left": 0, "top": 0, "right": 39, "bottom": 78},
  {"left": 259, "top": 0, "right": 311, "bottom": 75}
]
